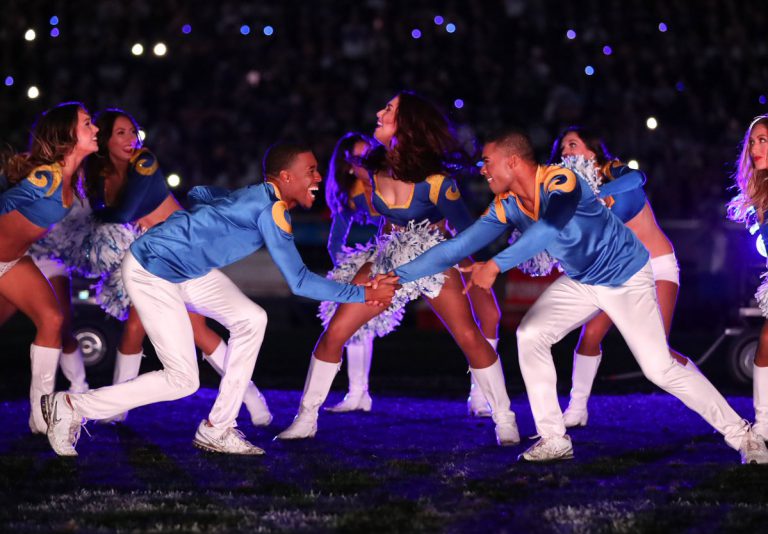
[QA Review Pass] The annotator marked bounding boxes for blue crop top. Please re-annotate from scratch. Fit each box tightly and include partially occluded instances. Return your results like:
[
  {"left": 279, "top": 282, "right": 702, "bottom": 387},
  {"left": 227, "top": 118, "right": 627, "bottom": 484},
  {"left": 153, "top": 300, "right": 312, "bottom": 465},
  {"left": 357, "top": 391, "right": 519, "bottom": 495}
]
[
  {"left": 370, "top": 173, "right": 473, "bottom": 232},
  {"left": 598, "top": 162, "right": 648, "bottom": 223},
  {"left": 0, "top": 164, "right": 73, "bottom": 228},
  {"left": 91, "top": 148, "right": 170, "bottom": 223}
]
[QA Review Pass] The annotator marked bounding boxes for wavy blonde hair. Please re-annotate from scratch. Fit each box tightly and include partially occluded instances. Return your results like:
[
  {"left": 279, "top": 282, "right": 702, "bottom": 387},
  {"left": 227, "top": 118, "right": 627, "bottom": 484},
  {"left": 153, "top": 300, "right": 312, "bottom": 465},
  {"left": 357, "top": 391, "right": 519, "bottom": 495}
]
[{"left": 727, "top": 115, "right": 768, "bottom": 224}]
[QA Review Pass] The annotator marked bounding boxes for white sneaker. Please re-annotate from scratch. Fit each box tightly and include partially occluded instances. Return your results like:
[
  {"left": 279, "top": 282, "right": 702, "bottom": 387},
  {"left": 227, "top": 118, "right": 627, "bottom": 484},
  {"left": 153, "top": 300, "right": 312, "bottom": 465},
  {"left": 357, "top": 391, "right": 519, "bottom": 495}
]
[
  {"left": 562, "top": 407, "right": 588, "bottom": 428},
  {"left": 325, "top": 391, "right": 373, "bottom": 413},
  {"left": 41, "top": 393, "right": 83, "bottom": 457},
  {"left": 275, "top": 411, "right": 318, "bottom": 440},
  {"left": 740, "top": 429, "right": 768, "bottom": 464},
  {"left": 193, "top": 420, "right": 265, "bottom": 455},
  {"left": 519, "top": 435, "right": 574, "bottom": 463}
]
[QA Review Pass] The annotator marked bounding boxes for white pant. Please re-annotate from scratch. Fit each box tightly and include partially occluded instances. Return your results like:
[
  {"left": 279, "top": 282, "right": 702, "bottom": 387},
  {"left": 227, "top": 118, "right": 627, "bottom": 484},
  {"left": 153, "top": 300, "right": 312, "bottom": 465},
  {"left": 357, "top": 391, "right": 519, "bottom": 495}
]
[
  {"left": 517, "top": 262, "right": 747, "bottom": 449},
  {"left": 70, "top": 252, "right": 267, "bottom": 429}
]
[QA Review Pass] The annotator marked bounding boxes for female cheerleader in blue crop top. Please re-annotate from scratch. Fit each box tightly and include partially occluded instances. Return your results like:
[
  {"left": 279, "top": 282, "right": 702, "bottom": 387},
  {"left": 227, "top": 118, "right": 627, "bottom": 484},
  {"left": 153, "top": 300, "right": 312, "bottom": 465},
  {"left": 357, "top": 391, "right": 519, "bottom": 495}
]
[
  {"left": 0, "top": 102, "right": 98, "bottom": 433},
  {"left": 277, "top": 92, "right": 517, "bottom": 447},
  {"left": 82, "top": 109, "right": 272, "bottom": 427},
  {"left": 551, "top": 127, "right": 689, "bottom": 428}
]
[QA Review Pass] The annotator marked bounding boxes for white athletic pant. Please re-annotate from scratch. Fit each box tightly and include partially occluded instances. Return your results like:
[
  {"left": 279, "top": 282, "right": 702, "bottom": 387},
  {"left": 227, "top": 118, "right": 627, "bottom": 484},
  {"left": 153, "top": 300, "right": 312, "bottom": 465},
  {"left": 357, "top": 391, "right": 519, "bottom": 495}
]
[
  {"left": 70, "top": 252, "right": 267, "bottom": 429},
  {"left": 517, "top": 262, "right": 747, "bottom": 449}
]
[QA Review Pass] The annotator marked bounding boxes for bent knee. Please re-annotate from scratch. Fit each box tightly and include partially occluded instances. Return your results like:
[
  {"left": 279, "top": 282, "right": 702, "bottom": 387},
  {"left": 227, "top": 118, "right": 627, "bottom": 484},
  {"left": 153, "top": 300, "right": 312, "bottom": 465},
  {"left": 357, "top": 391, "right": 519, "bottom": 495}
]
[{"left": 167, "top": 371, "right": 199, "bottom": 397}]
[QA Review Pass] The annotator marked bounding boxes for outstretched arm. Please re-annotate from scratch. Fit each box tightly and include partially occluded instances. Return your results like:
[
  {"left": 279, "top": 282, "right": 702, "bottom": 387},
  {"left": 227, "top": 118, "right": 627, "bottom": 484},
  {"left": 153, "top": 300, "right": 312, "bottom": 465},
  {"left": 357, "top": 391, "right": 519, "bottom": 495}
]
[
  {"left": 394, "top": 210, "right": 508, "bottom": 283},
  {"left": 188, "top": 185, "right": 231, "bottom": 206},
  {"left": 258, "top": 204, "right": 365, "bottom": 303}
]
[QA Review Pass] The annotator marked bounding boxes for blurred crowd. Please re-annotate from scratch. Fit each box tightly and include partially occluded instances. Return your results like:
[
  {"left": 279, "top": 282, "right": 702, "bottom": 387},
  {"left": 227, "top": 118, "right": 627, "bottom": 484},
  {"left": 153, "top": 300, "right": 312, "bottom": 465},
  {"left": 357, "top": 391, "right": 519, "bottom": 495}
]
[{"left": 1, "top": 0, "right": 766, "bottom": 220}]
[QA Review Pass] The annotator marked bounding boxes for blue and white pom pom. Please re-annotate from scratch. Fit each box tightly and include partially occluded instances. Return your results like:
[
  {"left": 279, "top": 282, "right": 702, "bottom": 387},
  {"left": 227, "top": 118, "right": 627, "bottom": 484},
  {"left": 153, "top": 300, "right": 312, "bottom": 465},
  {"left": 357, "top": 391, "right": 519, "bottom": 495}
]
[
  {"left": 506, "top": 229, "right": 559, "bottom": 276},
  {"left": 85, "top": 222, "right": 143, "bottom": 277},
  {"left": 29, "top": 199, "right": 95, "bottom": 274},
  {"left": 318, "top": 241, "right": 406, "bottom": 345},
  {"left": 756, "top": 270, "right": 768, "bottom": 319},
  {"left": 318, "top": 220, "right": 446, "bottom": 344},
  {"left": 559, "top": 155, "right": 603, "bottom": 200},
  {"left": 92, "top": 266, "right": 131, "bottom": 321}
]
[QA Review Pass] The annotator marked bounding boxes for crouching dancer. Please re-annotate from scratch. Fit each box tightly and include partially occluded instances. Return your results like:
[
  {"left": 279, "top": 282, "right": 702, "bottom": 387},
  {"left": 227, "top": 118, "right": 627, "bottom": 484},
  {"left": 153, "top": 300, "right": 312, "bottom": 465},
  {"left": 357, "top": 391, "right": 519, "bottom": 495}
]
[
  {"left": 394, "top": 128, "right": 768, "bottom": 464},
  {"left": 42, "top": 143, "right": 398, "bottom": 456}
]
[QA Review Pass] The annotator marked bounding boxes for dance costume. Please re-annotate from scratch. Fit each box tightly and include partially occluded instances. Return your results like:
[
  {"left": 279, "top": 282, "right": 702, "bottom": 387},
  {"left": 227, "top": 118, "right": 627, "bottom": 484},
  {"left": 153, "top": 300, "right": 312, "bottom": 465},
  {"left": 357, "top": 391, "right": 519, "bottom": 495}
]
[
  {"left": 67, "top": 181, "right": 364, "bottom": 434},
  {"left": 396, "top": 164, "right": 752, "bottom": 456},
  {"left": 0, "top": 163, "right": 79, "bottom": 432}
]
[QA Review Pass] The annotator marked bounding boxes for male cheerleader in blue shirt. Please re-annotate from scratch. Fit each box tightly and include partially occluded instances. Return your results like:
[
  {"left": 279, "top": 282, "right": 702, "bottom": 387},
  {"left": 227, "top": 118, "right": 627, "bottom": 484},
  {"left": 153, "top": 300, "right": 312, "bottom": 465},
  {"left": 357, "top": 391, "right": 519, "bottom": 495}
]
[
  {"left": 395, "top": 129, "right": 768, "bottom": 464},
  {"left": 42, "top": 143, "right": 398, "bottom": 456}
]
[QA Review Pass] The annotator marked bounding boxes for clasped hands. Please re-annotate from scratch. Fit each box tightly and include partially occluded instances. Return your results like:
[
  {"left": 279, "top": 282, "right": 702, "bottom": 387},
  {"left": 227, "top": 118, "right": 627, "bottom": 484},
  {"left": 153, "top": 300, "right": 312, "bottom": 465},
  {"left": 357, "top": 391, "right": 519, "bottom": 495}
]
[
  {"left": 458, "top": 260, "right": 500, "bottom": 294},
  {"left": 360, "top": 273, "right": 401, "bottom": 307}
]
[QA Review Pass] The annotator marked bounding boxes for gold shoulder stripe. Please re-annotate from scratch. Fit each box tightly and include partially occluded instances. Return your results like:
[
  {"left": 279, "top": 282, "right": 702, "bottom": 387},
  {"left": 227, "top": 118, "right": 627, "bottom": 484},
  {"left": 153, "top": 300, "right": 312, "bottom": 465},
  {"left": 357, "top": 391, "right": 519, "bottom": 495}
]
[
  {"left": 271, "top": 201, "right": 292, "bottom": 234},
  {"left": 26, "top": 165, "right": 62, "bottom": 197},
  {"left": 445, "top": 181, "right": 461, "bottom": 201},
  {"left": 131, "top": 149, "right": 159, "bottom": 176},
  {"left": 493, "top": 196, "right": 507, "bottom": 224},
  {"left": 542, "top": 166, "right": 577, "bottom": 194},
  {"left": 425, "top": 174, "right": 445, "bottom": 205}
]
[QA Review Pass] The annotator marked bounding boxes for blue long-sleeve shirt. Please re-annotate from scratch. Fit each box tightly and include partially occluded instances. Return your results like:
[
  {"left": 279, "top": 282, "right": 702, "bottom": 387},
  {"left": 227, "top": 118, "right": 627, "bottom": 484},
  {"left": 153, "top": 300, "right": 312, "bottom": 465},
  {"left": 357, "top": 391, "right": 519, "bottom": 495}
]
[
  {"left": 0, "top": 164, "right": 72, "bottom": 227},
  {"left": 130, "top": 182, "right": 365, "bottom": 303},
  {"left": 395, "top": 165, "right": 648, "bottom": 287}
]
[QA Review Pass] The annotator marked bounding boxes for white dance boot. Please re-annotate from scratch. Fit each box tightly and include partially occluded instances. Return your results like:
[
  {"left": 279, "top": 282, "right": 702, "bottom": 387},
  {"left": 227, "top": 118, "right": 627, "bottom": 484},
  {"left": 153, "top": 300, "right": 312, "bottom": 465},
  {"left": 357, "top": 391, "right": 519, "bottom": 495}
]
[
  {"left": 60, "top": 347, "right": 89, "bottom": 394},
  {"left": 470, "top": 359, "right": 520, "bottom": 446},
  {"left": 753, "top": 364, "right": 768, "bottom": 441},
  {"left": 275, "top": 356, "right": 340, "bottom": 440},
  {"left": 467, "top": 338, "right": 497, "bottom": 417},
  {"left": 29, "top": 344, "right": 61, "bottom": 434},
  {"left": 203, "top": 340, "right": 273, "bottom": 426},
  {"left": 563, "top": 352, "right": 601, "bottom": 428},
  {"left": 325, "top": 338, "right": 373, "bottom": 413},
  {"left": 99, "top": 350, "right": 143, "bottom": 423}
]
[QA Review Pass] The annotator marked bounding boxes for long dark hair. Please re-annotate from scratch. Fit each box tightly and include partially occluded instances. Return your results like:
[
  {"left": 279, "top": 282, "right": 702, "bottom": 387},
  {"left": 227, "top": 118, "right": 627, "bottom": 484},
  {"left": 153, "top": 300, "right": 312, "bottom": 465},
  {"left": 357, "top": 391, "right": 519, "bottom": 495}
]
[
  {"left": 325, "top": 132, "right": 373, "bottom": 216},
  {"left": 549, "top": 126, "right": 613, "bottom": 166},
  {"left": 84, "top": 108, "right": 142, "bottom": 201},
  {"left": 364, "top": 91, "right": 466, "bottom": 183},
  {"left": 2, "top": 102, "right": 87, "bottom": 186}
]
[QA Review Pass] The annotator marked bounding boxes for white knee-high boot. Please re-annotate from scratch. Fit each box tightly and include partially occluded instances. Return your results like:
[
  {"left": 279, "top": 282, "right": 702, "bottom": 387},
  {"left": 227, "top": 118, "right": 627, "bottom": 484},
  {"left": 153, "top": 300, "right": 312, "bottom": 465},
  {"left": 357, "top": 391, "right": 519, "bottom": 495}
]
[
  {"left": 99, "top": 350, "right": 143, "bottom": 423},
  {"left": 59, "top": 347, "right": 89, "bottom": 394},
  {"left": 467, "top": 338, "right": 497, "bottom": 417},
  {"left": 563, "top": 352, "right": 601, "bottom": 427},
  {"left": 326, "top": 337, "right": 373, "bottom": 413},
  {"left": 275, "top": 356, "right": 340, "bottom": 440},
  {"left": 753, "top": 364, "right": 768, "bottom": 441},
  {"left": 470, "top": 358, "right": 520, "bottom": 446},
  {"left": 29, "top": 344, "right": 61, "bottom": 434},
  {"left": 203, "top": 340, "right": 272, "bottom": 426}
]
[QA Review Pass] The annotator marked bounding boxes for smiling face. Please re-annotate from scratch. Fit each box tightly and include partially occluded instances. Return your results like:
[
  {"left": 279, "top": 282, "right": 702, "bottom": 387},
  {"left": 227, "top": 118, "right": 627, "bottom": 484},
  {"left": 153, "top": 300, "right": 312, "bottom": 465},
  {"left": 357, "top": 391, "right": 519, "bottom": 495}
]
[
  {"left": 74, "top": 109, "right": 99, "bottom": 156},
  {"left": 107, "top": 116, "right": 140, "bottom": 165},
  {"left": 374, "top": 96, "right": 399, "bottom": 147},
  {"left": 480, "top": 142, "right": 514, "bottom": 196},
  {"left": 280, "top": 151, "right": 322, "bottom": 209},
  {"left": 750, "top": 123, "right": 768, "bottom": 171},
  {"left": 560, "top": 131, "right": 596, "bottom": 160}
]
